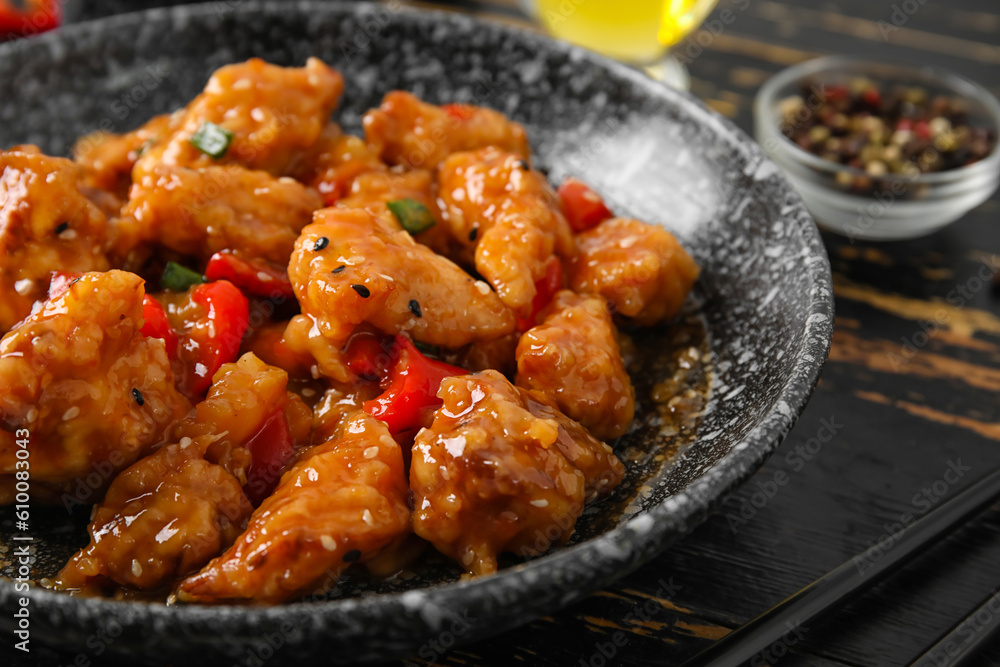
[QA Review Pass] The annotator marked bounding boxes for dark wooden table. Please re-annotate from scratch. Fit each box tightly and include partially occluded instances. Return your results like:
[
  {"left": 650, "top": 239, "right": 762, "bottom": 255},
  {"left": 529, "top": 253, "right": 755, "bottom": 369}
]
[{"left": 9, "top": 1, "right": 1000, "bottom": 665}]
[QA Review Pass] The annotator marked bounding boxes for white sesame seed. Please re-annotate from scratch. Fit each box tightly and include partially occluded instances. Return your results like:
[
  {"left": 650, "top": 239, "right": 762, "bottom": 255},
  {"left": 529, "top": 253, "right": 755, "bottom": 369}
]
[
  {"left": 474, "top": 281, "right": 491, "bottom": 295},
  {"left": 60, "top": 229, "right": 78, "bottom": 240},
  {"left": 530, "top": 499, "right": 549, "bottom": 508},
  {"left": 131, "top": 560, "right": 143, "bottom": 577},
  {"left": 363, "top": 446, "right": 379, "bottom": 459},
  {"left": 320, "top": 535, "right": 337, "bottom": 551},
  {"left": 256, "top": 271, "right": 273, "bottom": 282},
  {"left": 232, "top": 79, "right": 252, "bottom": 89},
  {"left": 25, "top": 407, "right": 37, "bottom": 423},
  {"left": 13, "top": 279, "right": 34, "bottom": 296},
  {"left": 179, "top": 437, "right": 193, "bottom": 449},
  {"left": 362, "top": 509, "right": 374, "bottom": 526},
  {"left": 301, "top": 388, "right": 316, "bottom": 398},
  {"left": 62, "top": 406, "right": 80, "bottom": 421}
]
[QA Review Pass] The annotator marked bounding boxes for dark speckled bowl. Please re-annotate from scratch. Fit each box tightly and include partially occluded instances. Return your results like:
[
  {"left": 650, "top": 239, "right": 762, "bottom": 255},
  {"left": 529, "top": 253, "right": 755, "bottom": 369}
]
[{"left": 0, "top": 2, "right": 833, "bottom": 663}]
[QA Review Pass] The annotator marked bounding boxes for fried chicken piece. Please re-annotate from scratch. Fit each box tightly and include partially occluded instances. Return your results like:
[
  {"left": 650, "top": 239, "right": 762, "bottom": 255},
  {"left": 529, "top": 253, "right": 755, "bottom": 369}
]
[
  {"left": 0, "top": 271, "right": 189, "bottom": 505},
  {"left": 287, "top": 208, "right": 514, "bottom": 382},
  {"left": 54, "top": 439, "right": 253, "bottom": 593},
  {"left": 54, "top": 353, "right": 311, "bottom": 593},
  {"left": 119, "top": 164, "right": 321, "bottom": 265},
  {"left": 135, "top": 58, "right": 343, "bottom": 176},
  {"left": 176, "top": 411, "right": 410, "bottom": 604},
  {"left": 170, "top": 352, "right": 313, "bottom": 486},
  {"left": 363, "top": 91, "right": 530, "bottom": 169},
  {"left": 411, "top": 370, "right": 624, "bottom": 575},
  {"left": 291, "top": 123, "right": 386, "bottom": 203},
  {"left": 436, "top": 147, "right": 574, "bottom": 310},
  {"left": 567, "top": 218, "right": 700, "bottom": 326},
  {"left": 516, "top": 290, "right": 635, "bottom": 440},
  {"left": 74, "top": 113, "right": 175, "bottom": 199},
  {"left": 0, "top": 149, "right": 111, "bottom": 332},
  {"left": 312, "top": 383, "right": 381, "bottom": 443},
  {"left": 338, "top": 169, "right": 438, "bottom": 225}
]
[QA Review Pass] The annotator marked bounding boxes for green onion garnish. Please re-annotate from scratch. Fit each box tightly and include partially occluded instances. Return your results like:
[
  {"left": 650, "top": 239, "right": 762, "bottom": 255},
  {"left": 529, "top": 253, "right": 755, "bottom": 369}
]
[
  {"left": 161, "top": 262, "right": 205, "bottom": 292},
  {"left": 190, "top": 121, "right": 234, "bottom": 159},
  {"left": 387, "top": 199, "right": 436, "bottom": 235}
]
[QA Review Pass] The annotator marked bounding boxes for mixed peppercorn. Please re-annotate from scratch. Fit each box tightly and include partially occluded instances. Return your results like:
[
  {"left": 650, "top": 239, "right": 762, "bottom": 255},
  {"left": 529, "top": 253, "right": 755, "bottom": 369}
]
[{"left": 779, "top": 78, "right": 996, "bottom": 189}]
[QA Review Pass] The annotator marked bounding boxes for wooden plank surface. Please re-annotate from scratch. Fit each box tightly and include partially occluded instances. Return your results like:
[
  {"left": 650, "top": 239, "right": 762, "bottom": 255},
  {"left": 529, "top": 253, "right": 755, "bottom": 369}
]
[{"left": 5, "top": 1, "right": 1000, "bottom": 666}]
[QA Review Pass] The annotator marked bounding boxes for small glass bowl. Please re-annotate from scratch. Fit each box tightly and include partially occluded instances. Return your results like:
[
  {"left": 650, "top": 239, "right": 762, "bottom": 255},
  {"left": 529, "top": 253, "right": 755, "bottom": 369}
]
[{"left": 754, "top": 55, "right": 1000, "bottom": 241}]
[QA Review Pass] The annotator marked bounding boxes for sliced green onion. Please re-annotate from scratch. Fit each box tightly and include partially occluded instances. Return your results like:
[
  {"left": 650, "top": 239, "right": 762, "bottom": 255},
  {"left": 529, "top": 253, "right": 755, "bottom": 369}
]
[
  {"left": 190, "top": 121, "right": 234, "bottom": 159},
  {"left": 387, "top": 199, "right": 436, "bottom": 235},
  {"left": 161, "top": 262, "right": 205, "bottom": 292}
]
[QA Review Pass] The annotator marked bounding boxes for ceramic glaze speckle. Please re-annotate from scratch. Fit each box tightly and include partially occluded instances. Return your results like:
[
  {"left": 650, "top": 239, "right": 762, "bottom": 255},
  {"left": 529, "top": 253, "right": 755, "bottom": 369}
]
[{"left": 0, "top": 2, "right": 832, "bottom": 663}]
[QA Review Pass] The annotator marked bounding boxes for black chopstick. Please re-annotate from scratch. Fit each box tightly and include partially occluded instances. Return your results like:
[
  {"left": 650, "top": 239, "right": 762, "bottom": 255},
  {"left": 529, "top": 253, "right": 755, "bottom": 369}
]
[
  {"left": 680, "top": 464, "right": 1000, "bottom": 667},
  {"left": 908, "top": 588, "right": 1000, "bottom": 667}
]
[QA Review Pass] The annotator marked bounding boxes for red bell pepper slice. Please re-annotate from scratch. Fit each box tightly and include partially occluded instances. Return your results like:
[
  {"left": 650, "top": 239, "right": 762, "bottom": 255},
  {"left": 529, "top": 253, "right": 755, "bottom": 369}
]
[
  {"left": 515, "top": 256, "right": 564, "bottom": 333},
  {"left": 0, "top": 0, "right": 60, "bottom": 38},
  {"left": 243, "top": 409, "right": 294, "bottom": 506},
  {"left": 141, "top": 295, "right": 179, "bottom": 360},
  {"left": 363, "top": 336, "right": 465, "bottom": 435},
  {"left": 344, "top": 330, "right": 397, "bottom": 381},
  {"left": 182, "top": 280, "right": 250, "bottom": 396},
  {"left": 558, "top": 178, "right": 613, "bottom": 233},
  {"left": 203, "top": 252, "right": 294, "bottom": 301}
]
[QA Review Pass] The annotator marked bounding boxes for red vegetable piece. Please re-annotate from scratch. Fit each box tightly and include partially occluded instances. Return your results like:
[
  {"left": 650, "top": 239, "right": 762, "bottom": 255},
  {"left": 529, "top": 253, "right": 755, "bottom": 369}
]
[
  {"left": 243, "top": 409, "right": 295, "bottom": 506},
  {"left": 204, "top": 252, "right": 294, "bottom": 301},
  {"left": 184, "top": 280, "right": 250, "bottom": 396},
  {"left": 344, "top": 330, "right": 396, "bottom": 381},
  {"left": 558, "top": 178, "right": 613, "bottom": 233},
  {"left": 363, "top": 336, "right": 465, "bottom": 435},
  {"left": 0, "top": 0, "right": 60, "bottom": 38},
  {"left": 140, "top": 295, "right": 179, "bottom": 360},
  {"left": 515, "top": 257, "right": 564, "bottom": 333}
]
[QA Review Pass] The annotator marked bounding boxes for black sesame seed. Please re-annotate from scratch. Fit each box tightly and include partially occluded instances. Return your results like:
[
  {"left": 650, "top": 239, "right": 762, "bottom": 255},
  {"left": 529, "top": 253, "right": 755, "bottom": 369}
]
[
  {"left": 54, "top": 222, "right": 69, "bottom": 235},
  {"left": 351, "top": 284, "right": 370, "bottom": 298},
  {"left": 332, "top": 265, "right": 346, "bottom": 274},
  {"left": 343, "top": 549, "right": 361, "bottom": 563},
  {"left": 408, "top": 299, "right": 422, "bottom": 318},
  {"left": 468, "top": 226, "right": 479, "bottom": 242},
  {"left": 131, "top": 388, "right": 144, "bottom": 406},
  {"left": 313, "top": 236, "right": 329, "bottom": 251}
]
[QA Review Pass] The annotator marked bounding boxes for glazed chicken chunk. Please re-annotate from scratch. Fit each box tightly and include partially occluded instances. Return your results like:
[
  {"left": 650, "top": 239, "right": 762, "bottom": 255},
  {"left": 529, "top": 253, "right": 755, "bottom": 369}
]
[
  {"left": 55, "top": 353, "right": 310, "bottom": 593},
  {"left": 287, "top": 207, "right": 514, "bottom": 381},
  {"left": 55, "top": 439, "right": 253, "bottom": 593},
  {"left": 363, "top": 91, "right": 531, "bottom": 169},
  {"left": 135, "top": 58, "right": 344, "bottom": 176},
  {"left": 73, "top": 113, "right": 175, "bottom": 199},
  {"left": 437, "top": 147, "right": 574, "bottom": 310},
  {"left": 0, "top": 271, "right": 189, "bottom": 504},
  {"left": 338, "top": 169, "right": 439, "bottom": 227},
  {"left": 176, "top": 411, "right": 410, "bottom": 604},
  {"left": 119, "top": 164, "right": 321, "bottom": 265},
  {"left": 516, "top": 290, "right": 635, "bottom": 440},
  {"left": 411, "top": 370, "right": 624, "bottom": 575},
  {"left": 292, "top": 123, "right": 387, "bottom": 203},
  {"left": 0, "top": 149, "right": 111, "bottom": 332},
  {"left": 568, "top": 217, "right": 700, "bottom": 326}
]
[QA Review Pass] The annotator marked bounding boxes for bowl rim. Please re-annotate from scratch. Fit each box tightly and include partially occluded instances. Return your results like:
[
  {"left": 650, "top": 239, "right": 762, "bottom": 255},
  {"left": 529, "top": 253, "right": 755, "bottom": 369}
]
[
  {"left": 0, "top": 0, "right": 834, "bottom": 656},
  {"left": 754, "top": 53, "right": 1000, "bottom": 186}
]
